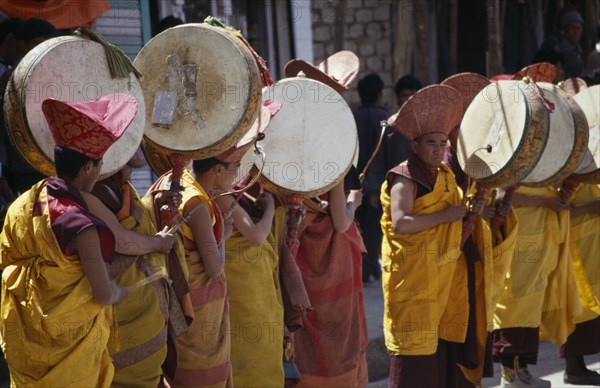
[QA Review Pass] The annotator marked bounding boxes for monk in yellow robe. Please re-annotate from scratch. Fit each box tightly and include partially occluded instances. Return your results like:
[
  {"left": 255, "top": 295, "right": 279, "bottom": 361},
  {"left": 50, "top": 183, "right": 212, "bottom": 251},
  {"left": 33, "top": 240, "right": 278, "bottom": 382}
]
[
  {"left": 213, "top": 104, "right": 287, "bottom": 387},
  {"left": 217, "top": 186, "right": 285, "bottom": 387},
  {"left": 441, "top": 73, "right": 519, "bottom": 387},
  {"left": 154, "top": 158, "right": 237, "bottom": 388},
  {"left": 0, "top": 95, "right": 135, "bottom": 386},
  {"left": 89, "top": 147, "right": 187, "bottom": 387},
  {"left": 381, "top": 85, "right": 468, "bottom": 387},
  {"left": 142, "top": 168, "right": 194, "bottom": 383},
  {"left": 558, "top": 183, "right": 600, "bottom": 385},
  {"left": 492, "top": 185, "right": 581, "bottom": 387}
]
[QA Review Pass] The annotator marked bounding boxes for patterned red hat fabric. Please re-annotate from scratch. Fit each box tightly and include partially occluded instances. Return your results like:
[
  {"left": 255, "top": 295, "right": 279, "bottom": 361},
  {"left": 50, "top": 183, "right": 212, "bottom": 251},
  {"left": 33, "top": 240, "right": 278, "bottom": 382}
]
[
  {"left": 389, "top": 85, "right": 463, "bottom": 141},
  {"left": 284, "top": 50, "right": 359, "bottom": 94},
  {"left": 490, "top": 74, "right": 514, "bottom": 81},
  {"left": 216, "top": 100, "right": 282, "bottom": 163},
  {"left": 441, "top": 72, "right": 490, "bottom": 117},
  {"left": 512, "top": 62, "right": 557, "bottom": 83},
  {"left": 42, "top": 93, "right": 138, "bottom": 159},
  {"left": 561, "top": 77, "right": 587, "bottom": 97}
]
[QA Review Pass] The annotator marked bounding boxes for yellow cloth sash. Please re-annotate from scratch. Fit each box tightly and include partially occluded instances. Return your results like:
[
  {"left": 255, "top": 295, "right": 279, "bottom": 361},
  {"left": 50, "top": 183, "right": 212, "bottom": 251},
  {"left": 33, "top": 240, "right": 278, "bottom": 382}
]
[
  {"left": 380, "top": 164, "right": 465, "bottom": 356},
  {"left": 0, "top": 181, "right": 113, "bottom": 387},
  {"left": 494, "top": 186, "right": 581, "bottom": 345},
  {"left": 225, "top": 206, "right": 285, "bottom": 388},
  {"left": 108, "top": 182, "right": 169, "bottom": 388}
]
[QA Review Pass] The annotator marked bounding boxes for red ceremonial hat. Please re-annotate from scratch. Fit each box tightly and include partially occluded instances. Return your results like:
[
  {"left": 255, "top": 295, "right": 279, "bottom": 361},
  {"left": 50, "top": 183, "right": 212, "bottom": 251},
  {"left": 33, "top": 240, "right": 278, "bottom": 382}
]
[
  {"left": 388, "top": 85, "right": 463, "bottom": 141},
  {"left": 216, "top": 99, "right": 282, "bottom": 163},
  {"left": 441, "top": 72, "right": 490, "bottom": 117},
  {"left": 490, "top": 63, "right": 557, "bottom": 83},
  {"left": 42, "top": 93, "right": 138, "bottom": 159},
  {"left": 489, "top": 74, "right": 514, "bottom": 81},
  {"left": 560, "top": 77, "right": 587, "bottom": 97},
  {"left": 512, "top": 62, "right": 557, "bottom": 83},
  {"left": 284, "top": 50, "right": 359, "bottom": 94}
]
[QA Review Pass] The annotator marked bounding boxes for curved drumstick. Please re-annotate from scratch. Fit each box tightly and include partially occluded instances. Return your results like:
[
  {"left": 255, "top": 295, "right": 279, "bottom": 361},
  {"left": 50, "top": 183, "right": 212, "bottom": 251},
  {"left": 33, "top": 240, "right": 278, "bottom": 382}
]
[
  {"left": 166, "top": 143, "right": 268, "bottom": 234},
  {"left": 358, "top": 120, "right": 388, "bottom": 184},
  {"left": 127, "top": 267, "right": 168, "bottom": 291}
]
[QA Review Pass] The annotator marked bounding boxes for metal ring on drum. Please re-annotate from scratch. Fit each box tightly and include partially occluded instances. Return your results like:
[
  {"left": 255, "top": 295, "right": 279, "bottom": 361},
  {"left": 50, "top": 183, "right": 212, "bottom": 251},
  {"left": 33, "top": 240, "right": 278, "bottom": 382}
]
[
  {"left": 256, "top": 78, "right": 358, "bottom": 197},
  {"left": 457, "top": 80, "right": 550, "bottom": 188},
  {"left": 520, "top": 82, "right": 589, "bottom": 187},
  {"left": 4, "top": 36, "right": 145, "bottom": 179},
  {"left": 572, "top": 85, "right": 600, "bottom": 183},
  {"left": 133, "top": 23, "right": 262, "bottom": 162}
]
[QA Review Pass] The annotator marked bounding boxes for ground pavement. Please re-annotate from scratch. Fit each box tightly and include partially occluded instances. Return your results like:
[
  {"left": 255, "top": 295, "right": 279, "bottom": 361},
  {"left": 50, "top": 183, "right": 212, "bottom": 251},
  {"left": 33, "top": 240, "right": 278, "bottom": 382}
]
[{"left": 363, "top": 284, "right": 600, "bottom": 387}]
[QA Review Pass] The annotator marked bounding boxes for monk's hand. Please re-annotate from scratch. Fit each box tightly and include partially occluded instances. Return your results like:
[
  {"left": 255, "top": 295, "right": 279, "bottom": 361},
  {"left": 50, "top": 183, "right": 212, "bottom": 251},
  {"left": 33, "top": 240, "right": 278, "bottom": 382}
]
[
  {"left": 443, "top": 205, "right": 467, "bottom": 222},
  {"left": 349, "top": 190, "right": 363, "bottom": 208},
  {"left": 112, "top": 284, "right": 129, "bottom": 305},
  {"left": 468, "top": 196, "right": 486, "bottom": 215},
  {"left": 481, "top": 205, "right": 496, "bottom": 221},
  {"left": 155, "top": 226, "right": 175, "bottom": 253}
]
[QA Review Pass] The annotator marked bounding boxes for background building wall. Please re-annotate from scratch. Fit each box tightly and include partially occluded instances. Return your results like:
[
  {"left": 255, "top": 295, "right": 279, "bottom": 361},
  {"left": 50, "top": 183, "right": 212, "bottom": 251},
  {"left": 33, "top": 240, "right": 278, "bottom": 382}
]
[{"left": 311, "top": 0, "right": 396, "bottom": 111}]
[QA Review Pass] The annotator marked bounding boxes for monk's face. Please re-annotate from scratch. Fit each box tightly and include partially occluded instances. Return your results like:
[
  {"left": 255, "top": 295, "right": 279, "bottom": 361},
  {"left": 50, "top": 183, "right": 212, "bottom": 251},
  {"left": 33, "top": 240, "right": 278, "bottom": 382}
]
[
  {"left": 217, "top": 160, "right": 241, "bottom": 190},
  {"left": 412, "top": 133, "right": 447, "bottom": 168},
  {"left": 82, "top": 159, "right": 103, "bottom": 192}
]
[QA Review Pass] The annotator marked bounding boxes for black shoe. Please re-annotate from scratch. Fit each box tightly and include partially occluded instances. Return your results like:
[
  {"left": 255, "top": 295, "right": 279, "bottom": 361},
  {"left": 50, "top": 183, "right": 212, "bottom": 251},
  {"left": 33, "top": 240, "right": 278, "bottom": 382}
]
[{"left": 564, "top": 370, "right": 600, "bottom": 386}]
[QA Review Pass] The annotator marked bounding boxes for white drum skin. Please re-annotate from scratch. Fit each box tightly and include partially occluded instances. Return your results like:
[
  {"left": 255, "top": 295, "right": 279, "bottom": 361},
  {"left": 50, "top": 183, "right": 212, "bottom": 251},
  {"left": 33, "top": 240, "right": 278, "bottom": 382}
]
[
  {"left": 256, "top": 78, "right": 357, "bottom": 197},
  {"left": 573, "top": 85, "right": 600, "bottom": 183},
  {"left": 4, "top": 36, "right": 145, "bottom": 179},
  {"left": 522, "top": 82, "right": 588, "bottom": 187},
  {"left": 134, "top": 23, "right": 261, "bottom": 161},
  {"left": 458, "top": 80, "right": 550, "bottom": 187}
]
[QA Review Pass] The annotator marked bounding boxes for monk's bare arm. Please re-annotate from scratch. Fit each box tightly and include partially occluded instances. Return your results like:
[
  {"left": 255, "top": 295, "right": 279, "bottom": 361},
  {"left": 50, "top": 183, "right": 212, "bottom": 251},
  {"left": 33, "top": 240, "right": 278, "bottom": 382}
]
[
  {"left": 82, "top": 192, "right": 174, "bottom": 255},
  {"left": 329, "top": 181, "right": 362, "bottom": 232},
  {"left": 186, "top": 200, "right": 224, "bottom": 279},
  {"left": 216, "top": 193, "right": 275, "bottom": 246},
  {"left": 511, "top": 192, "right": 568, "bottom": 213},
  {"left": 71, "top": 227, "right": 128, "bottom": 305},
  {"left": 570, "top": 199, "right": 600, "bottom": 218},
  {"left": 390, "top": 175, "right": 465, "bottom": 234}
]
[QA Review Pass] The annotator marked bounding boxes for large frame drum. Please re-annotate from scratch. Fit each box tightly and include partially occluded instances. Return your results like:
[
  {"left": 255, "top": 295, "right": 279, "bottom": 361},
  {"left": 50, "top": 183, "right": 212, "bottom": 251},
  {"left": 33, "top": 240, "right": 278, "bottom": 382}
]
[
  {"left": 521, "top": 82, "right": 588, "bottom": 187},
  {"left": 458, "top": 80, "right": 550, "bottom": 187},
  {"left": 572, "top": 85, "right": 600, "bottom": 183},
  {"left": 134, "top": 23, "right": 262, "bottom": 168},
  {"left": 254, "top": 78, "right": 357, "bottom": 197},
  {"left": 4, "top": 36, "right": 145, "bottom": 179}
]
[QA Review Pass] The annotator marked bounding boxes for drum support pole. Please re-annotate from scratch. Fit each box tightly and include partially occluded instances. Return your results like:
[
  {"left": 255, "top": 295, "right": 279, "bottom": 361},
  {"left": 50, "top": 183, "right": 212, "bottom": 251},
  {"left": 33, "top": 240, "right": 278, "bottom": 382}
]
[
  {"left": 489, "top": 185, "right": 517, "bottom": 235},
  {"left": 559, "top": 176, "right": 579, "bottom": 205},
  {"left": 283, "top": 194, "right": 305, "bottom": 258},
  {"left": 460, "top": 183, "right": 489, "bottom": 247}
]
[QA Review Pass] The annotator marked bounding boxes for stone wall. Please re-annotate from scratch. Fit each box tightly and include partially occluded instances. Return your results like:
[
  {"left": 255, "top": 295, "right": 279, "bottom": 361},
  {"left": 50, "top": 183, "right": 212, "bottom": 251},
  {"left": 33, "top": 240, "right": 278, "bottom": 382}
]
[{"left": 311, "top": 0, "right": 396, "bottom": 111}]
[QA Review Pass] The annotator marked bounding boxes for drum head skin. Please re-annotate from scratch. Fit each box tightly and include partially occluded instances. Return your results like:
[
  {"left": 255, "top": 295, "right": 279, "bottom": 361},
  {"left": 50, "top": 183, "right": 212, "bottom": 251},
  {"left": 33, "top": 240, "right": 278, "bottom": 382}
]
[
  {"left": 5, "top": 36, "right": 145, "bottom": 179},
  {"left": 573, "top": 85, "right": 600, "bottom": 183},
  {"left": 522, "top": 82, "right": 588, "bottom": 187},
  {"left": 257, "top": 78, "right": 357, "bottom": 197},
  {"left": 134, "top": 23, "right": 261, "bottom": 159},
  {"left": 458, "top": 80, "right": 550, "bottom": 187}
]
